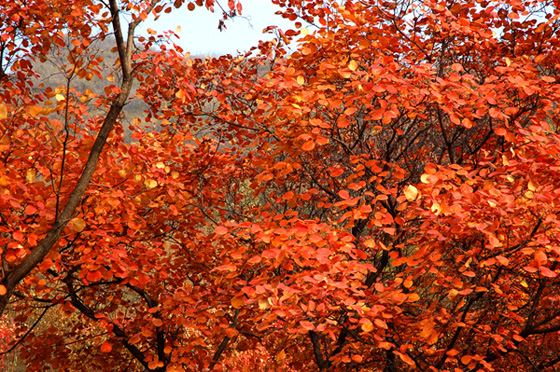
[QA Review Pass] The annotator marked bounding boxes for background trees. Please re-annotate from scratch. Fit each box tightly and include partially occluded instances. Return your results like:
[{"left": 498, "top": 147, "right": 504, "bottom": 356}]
[{"left": 2, "top": 0, "right": 560, "bottom": 371}]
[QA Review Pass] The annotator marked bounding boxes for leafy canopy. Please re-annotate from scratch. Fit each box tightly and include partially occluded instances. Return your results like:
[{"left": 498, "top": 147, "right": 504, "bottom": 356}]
[{"left": 2, "top": 0, "right": 560, "bottom": 371}]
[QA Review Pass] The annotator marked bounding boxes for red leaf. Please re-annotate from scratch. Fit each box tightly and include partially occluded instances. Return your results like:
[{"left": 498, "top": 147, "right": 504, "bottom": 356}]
[
  {"left": 539, "top": 266, "right": 557, "bottom": 278},
  {"left": 13, "top": 231, "right": 24, "bottom": 242},
  {"left": 24, "top": 205, "right": 37, "bottom": 215},
  {"left": 101, "top": 341, "right": 112, "bottom": 353}
]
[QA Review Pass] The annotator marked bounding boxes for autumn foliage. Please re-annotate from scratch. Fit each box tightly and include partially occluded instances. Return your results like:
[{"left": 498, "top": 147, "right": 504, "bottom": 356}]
[{"left": 2, "top": 0, "right": 560, "bottom": 371}]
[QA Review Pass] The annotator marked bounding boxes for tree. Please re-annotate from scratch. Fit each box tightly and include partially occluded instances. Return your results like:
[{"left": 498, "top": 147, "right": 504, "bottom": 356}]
[
  {"left": 2, "top": 0, "right": 560, "bottom": 371},
  {"left": 181, "top": 0, "right": 560, "bottom": 370},
  {"left": 0, "top": 0, "right": 245, "bottom": 370}
]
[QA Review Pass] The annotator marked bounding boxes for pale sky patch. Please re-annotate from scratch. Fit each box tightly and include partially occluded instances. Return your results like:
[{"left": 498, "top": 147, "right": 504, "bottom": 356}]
[{"left": 139, "top": 0, "right": 296, "bottom": 56}]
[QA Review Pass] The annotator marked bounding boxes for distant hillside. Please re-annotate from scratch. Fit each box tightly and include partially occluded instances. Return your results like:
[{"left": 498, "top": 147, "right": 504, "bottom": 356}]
[{"left": 30, "top": 37, "right": 210, "bottom": 141}]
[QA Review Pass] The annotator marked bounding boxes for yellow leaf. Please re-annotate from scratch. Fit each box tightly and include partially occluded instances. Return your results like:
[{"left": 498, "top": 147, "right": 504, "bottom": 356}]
[
  {"left": 404, "top": 185, "right": 418, "bottom": 201},
  {"left": 0, "top": 103, "right": 7, "bottom": 120},
  {"left": 297, "top": 75, "right": 305, "bottom": 85},
  {"left": 420, "top": 174, "right": 431, "bottom": 184},
  {"left": 361, "top": 319, "right": 373, "bottom": 332},
  {"left": 528, "top": 180, "right": 537, "bottom": 191},
  {"left": 26, "top": 169, "right": 36, "bottom": 183},
  {"left": 258, "top": 298, "right": 269, "bottom": 310},
  {"left": 145, "top": 179, "right": 158, "bottom": 188},
  {"left": 55, "top": 94, "right": 65, "bottom": 101},
  {"left": 348, "top": 60, "right": 358, "bottom": 71},
  {"left": 70, "top": 218, "right": 86, "bottom": 232}
]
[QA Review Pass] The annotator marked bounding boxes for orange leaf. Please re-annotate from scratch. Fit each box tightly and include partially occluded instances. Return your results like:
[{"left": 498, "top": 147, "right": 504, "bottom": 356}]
[
  {"left": 282, "top": 191, "right": 294, "bottom": 200},
  {"left": 215, "top": 226, "right": 228, "bottom": 235},
  {"left": 374, "top": 318, "right": 388, "bottom": 329},
  {"left": 70, "top": 218, "right": 86, "bottom": 232},
  {"left": 495, "top": 127, "right": 507, "bottom": 136},
  {"left": 351, "top": 354, "right": 363, "bottom": 363},
  {"left": 0, "top": 285, "right": 6, "bottom": 296},
  {"left": 225, "top": 328, "right": 238, "bottom": 337},
  {"left": 0, "top": 103, "right": 7, "bottom": 120},
  {"left": 397, "top": 351, "right": 415, "bottom": 366},
  {"left": 231, "top": 296, "right": 245, "bottom": 309},
  {"left": 300, "top": 320, "right": 315, "bottom": 331},
  {"left": 338, "top": 190, "right": 350, "bottom": 199},
  {"left": 361, "top": 319, "right": 373, "bottom": 332},
  {"left": 302, "top": 140, "right": 315, "bottom": 151},
  {"left": 496, "top": 255, "right": 509, "bottom": 266},
  {"left": 276, "top": 350, "right": 286, "bottom": 361},
  {"left": 446, "top": 349, "right": 460, "bottom": 357},
  {"left": 451, "top": 63, "right": 463, "bottom": 72},
  {"left": 24, "top": 205, "right": 37, "bottom": 215}
]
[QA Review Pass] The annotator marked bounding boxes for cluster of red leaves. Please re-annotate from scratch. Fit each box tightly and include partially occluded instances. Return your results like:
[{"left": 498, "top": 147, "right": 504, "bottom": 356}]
[
  {"left": 0, "top": 316, "right": 15, "bottom": 369},
  {"left": 2, "top": 0, "right": 560, "bottom": 371}
]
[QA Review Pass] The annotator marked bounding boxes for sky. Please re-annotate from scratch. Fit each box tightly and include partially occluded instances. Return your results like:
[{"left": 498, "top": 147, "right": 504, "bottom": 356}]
[{"left": 139, "top": 0, "right": 296, "bottom": 56}]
